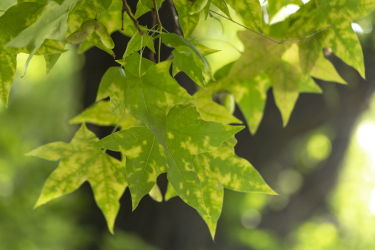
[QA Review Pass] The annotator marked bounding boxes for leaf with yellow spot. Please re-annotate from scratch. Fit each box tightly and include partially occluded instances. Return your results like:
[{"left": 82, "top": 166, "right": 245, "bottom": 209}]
[
  {"left": 26, "top": 124, "right": 127, "bottom": 234},
  {"left": 165, "top": 104, "right": 244, "bottom": 216},
  {"left": 193, "top": 137, "right": 276, "bottom": 238},
  {"left": 69, "top": 100, "right": 142, "bottom": 130},
  {"left": 93, "top": 125, "right": 167, "bottom": 209},
  {"left": 194, "top": 87, "right": 242, "bottom": 125},
  {"left": 283, "top": 0, "right": 375, "bottom": 79},
  {"left": 224, "top": 31, "right": 301, "bottom": 127},
  {"left": 95, "top": 104, "right": 243, "bottom": 216},
  {"left": 164, "top": 181, "right": 178, "bottom": 201}
]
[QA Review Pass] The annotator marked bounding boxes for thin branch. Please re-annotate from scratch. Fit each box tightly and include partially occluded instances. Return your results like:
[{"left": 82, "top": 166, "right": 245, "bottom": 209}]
[
  {"left": 209, "top": 10, "right": 332, "bottom": 45},
  {"left": 167, "top": 0, "right": 183, "bottom": 36},
  {"left": 153, "top": 0, "right": 162, "bottom": 24},
  {"left": 149, "top": 10, "right": 157, "bottom": 63},
  {"left": 153, "top": 0, "right": 162, "bottom": 63},
  {"left": 122, "top": 0, "right": 145, "bottom": 36}
]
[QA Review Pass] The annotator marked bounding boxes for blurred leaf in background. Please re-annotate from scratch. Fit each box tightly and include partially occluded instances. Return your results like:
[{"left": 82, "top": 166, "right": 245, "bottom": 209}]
[{"left": 0, "top": 47, "right": 94, "bottom": 249}]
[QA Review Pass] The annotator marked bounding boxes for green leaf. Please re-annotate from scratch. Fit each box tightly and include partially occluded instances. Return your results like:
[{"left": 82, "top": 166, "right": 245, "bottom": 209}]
[
  {"left": 173, "top": 0, "right": 200, "bottom": 38},
  {"left": 220, "top": 73, "right": 271, "bottom": 134},
  {"left": 123, "top": 26, "right": 155, "bottom": 58},
  {"left": 0, "top": 0, "right": 16, "bottom": 13},
  {"left": 189, "top": 0, "right": 209, "bottom": 15},
  {"left": 66, "top": 0, "right": 115, "bottom": 55},
  {"left": 27, "top": 124, "right": 126, "bottom": 233},
  {"left": 164, "top": 181, "right": 178, "bottom": 201},
  {"left": 225, "top": 0, "right": 263, "bottom": 33},
  {"left": 172, "top": 46, "right": 206, "bottom": 87},
  {"left": 99, "top": 0, "right": 134, "bottom": 36},
  {"left": 284, "top": 0, "right": 375, "bottom": 79},
  {"left": 194, "top": 87, "right": 242, "bottom": 124},
  {"left": 191, "top": 41, "right": 220, "bottom": 56},
  {"left": 135, "top": 0, "right": 165, "bottom": 19},
  {"left": 86, "top": 31, "right": 115, "bottom": 57},
  {"left": 268, "top": 0, "right": 303, "bottom": 19},
  {"left": 0, "top": 1, "right": 46, "bottom": 106},
  {"left": 69, "top": 101, "right": 142, "bottom": 130},
  {"left": 310, "top": 53, "right": 346, "bottom": 84},
  {"left": 95, "top": 104, "right": 243, "bottom": 215},
  {"left": 44, "top": 53, "right": 61, "bottom": 74},
  {"left": 113, "top": 60, "right": 194, "bottom": 142},
  {"left": 0, "top": 50, "right": 16, "bottom": 107},
  {"left": 194, "top": 137, "right": 276, "bottom": 238},
  {"left": 93, "top": 126, "right": 166, "bottom": 209},
  {"left": 162, "top": 33, "right": 213, "bottom": 78},
  {"left": 226, "top": 31, "right": 301, "bottom": 127},
  {"left": 211, "top": 0, "right": 231, "bottom": 18},
  {"left": 6, "top": 0, "right": 79, "bottom": 75}
]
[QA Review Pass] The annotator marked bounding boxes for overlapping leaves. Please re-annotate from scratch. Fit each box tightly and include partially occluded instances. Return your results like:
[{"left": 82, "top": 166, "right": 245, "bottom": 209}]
[{"left": 9, "top": 0, "right": 374, "bottom": 240}]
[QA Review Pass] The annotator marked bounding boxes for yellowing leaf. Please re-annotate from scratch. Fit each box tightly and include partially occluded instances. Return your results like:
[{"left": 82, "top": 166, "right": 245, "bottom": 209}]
[
  {"left": 95, "top": 104, "right": 243, "bottom": 216},
  {"left": 194, "top": 137, "right": 275, "bottom": 238},
  {"left": 27, "top": 124, "right": 126, "bottom": 233},
  {"left": 69, "top": 100, "right": 141, "bottom": 130},
  {"left": 194, "top": 87, "right": 242, "bottom": 124}
]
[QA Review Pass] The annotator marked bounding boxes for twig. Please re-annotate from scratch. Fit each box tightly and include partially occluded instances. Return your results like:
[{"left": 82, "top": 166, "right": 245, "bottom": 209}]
[
  {"left": 149, "top": 10, "right": 157, "bottom": 63},
  {"left": 209, "top": 10, "right": 332, "bottom": 45},
  {"left": 153, "top": 0, "right": 162, "bottom": 63},
  {"left": 167, "top": 0, "right": 183, "bottom": 36},
  {"left": 153, "top": 0, "right": 161, "bottom": 24},
  {"left": 122, "top": 0, "right": 145, "bottom": 36}
]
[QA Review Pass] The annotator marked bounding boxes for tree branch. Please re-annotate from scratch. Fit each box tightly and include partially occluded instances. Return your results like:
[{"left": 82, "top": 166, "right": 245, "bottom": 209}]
[
  {"left": 167, "top": 0, "right": 183, "bottom": 36},
  {"left": 122, "top": 0, "right": 145, "bottom": 36}
]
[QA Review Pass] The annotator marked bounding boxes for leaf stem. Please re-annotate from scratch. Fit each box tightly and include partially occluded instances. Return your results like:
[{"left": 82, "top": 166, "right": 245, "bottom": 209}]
[
  {"left": 209, "top": 10, "right": 332, "bottom": 45},
  {"left": 122, "top": 0, "right": 145, "bottom": 36}
]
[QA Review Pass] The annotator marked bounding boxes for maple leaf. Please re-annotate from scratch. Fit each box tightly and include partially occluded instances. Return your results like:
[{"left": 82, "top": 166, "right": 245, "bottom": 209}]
[
  {"left": 218, "top": 30, "right": 301, "bottom": 129},
  {"left": 283, "top": 0, "right": 375, "bottom": 79},
  {"left": 165, "top": 137, "right": 275, "bottom": 238},
  {"left": 26, "top": 124, "right": 126, "bottom": 233},
  {"left": 94, "top": 104, "right": 244, "bottom": 216}
]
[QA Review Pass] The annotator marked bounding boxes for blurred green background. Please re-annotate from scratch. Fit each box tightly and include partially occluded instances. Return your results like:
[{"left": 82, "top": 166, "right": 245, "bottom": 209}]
[{"left": 2, "top": 1, "right": 375, "bottom": 250}]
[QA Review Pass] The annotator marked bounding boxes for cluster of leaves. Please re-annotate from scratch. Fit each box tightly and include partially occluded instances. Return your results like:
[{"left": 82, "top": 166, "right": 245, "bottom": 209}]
[{"left": 1, "top": 0, "right": 374, "bottom": 238}]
